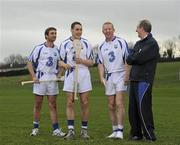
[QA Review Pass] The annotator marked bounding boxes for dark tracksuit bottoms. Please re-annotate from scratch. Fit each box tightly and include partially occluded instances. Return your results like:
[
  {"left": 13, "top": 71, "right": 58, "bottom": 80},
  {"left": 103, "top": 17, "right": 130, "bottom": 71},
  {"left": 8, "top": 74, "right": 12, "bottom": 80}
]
[{"left": 129, "top": 81, "right": 155, "bottom": 140}]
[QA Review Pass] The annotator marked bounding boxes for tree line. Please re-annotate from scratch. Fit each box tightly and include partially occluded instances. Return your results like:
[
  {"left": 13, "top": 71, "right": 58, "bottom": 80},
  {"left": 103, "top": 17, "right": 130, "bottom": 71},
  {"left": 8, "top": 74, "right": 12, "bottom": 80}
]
[{"left": 0, "top": 35, "right": 180, "bottom": 69}]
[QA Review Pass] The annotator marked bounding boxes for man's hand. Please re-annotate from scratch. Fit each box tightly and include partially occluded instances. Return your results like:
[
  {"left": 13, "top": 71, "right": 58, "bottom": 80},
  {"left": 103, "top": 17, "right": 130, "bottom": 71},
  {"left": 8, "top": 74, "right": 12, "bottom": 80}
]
[
  {"left": 75, "top": 57, "right": 84, "bottom": 64},
  {"left": 100, "top": 77, "right": 106, "bottom": 87},
  {"left": 64, "top": 64, "right": 72, "bottom": 70},
  {"left": 32, "top": 77, "right": 39, "bottom": 83},
  {"left": 124, "top": 75, "right": 129, "bottom": 86}
]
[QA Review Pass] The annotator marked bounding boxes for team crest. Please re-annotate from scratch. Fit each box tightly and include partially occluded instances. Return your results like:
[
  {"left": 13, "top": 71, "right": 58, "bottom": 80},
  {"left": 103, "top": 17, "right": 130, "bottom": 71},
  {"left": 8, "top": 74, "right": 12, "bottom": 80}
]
[
  {"left": 114, "top": 44, "right": 118, "bottom": 49},
  {"left": 54, "top": 52, "right": 57, "bottom": 56}
]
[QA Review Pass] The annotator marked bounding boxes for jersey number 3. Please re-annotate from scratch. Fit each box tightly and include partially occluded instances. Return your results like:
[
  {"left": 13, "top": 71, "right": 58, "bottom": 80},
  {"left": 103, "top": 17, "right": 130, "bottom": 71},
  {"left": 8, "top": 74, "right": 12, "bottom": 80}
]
[
  {"left": 46, "top": 57, "right": 53, "bottom": 67},
  {"left": 108, "top": 51, "right": 115, "bottom": 62}
]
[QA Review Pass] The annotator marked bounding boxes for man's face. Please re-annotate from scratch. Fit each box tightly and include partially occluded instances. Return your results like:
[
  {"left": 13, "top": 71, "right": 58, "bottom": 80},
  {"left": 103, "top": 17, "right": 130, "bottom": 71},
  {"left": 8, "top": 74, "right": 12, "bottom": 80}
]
[
  {"left": 102, "top": 24, "right": 115, "bottom": 40},
  {"left": 136, "top": 26, "right": 143, "bottom": 39},
  {"left": 71, "top": 24, "right": 82, "bottom": 39},
  {"left": 46, "top": 30, "right": 57, "bottom": 42}
]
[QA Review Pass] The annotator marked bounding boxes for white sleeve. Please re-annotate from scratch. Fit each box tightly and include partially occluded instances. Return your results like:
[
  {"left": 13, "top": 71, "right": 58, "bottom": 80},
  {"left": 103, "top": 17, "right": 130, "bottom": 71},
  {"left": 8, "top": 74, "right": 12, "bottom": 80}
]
[
  {"left": 86, "top": 42, "right": 94, "bottom": 60},
  {"left": 122, "top": 39, "right": 129, "bottom": 60},
  {"left": 97, "top": 47, "right": 103, "bottom": 64},
  {"left": 59, "top": 43, "right": 66, "bottom": 61},
  {"left": 28, "top": 46, "right": 41, "bottom": 63},
  {"left": 56, "top": 47, "right": 60, "bottom": 61}
]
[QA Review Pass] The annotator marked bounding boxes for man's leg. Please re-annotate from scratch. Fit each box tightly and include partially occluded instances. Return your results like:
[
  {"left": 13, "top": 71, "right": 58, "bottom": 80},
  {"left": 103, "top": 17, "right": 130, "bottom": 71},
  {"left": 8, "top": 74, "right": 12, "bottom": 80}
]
[
  {"left": 115, "top": 91, "right": 125, "bottom": 139},
  {"left": 48, "top": 95, "right": 58, "bottom": 124},
  {"left": 138, "top": 83, "right": 156, "bottom": 141},
  {"left": 48, "top": 95, "right": 65, "bottom": 137},
  {"left": 30, "top": 95, "right": 43, "bottom": 136},
  {"left": 129, "top": 82, "right": 143, "bottom": 140},
  {"left": 106, "top": 95, "right": 118, "bottom": 138},
  {"left": 80, "top": 91, "right": 90, "bottom": 139},
  {"left": 64, "top": 92, "right": 75, "bottom": 139}
]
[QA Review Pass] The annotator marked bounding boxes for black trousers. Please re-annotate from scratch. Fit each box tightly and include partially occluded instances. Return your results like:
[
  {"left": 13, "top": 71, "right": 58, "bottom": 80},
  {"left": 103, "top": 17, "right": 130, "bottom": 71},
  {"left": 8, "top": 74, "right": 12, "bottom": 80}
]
[{"left": 128, "top": 81, "right": 156, "bottom": 140}]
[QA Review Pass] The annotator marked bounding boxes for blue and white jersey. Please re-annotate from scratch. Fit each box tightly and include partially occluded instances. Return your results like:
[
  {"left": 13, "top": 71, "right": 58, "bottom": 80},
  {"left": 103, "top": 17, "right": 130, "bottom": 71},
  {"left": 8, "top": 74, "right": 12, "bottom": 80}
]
[
  {"left": 98, "top": 36, "right": 129, "bottom": 73},
  {"left": 28, "top": 43, "right": 60, "bottom": 74},
  {"left": 59, "top": 37, "right": 93, "bottom": 69}
]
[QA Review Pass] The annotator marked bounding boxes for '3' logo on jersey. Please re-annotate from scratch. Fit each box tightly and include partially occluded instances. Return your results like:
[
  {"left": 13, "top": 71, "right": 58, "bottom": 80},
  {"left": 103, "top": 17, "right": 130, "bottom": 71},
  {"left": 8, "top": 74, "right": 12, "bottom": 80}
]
[
  {"left": 46, "top": 57, "right": 53, "bottom": 67},
  {"left": 108, "top": 51, "right": 115, "bottom": 62}
]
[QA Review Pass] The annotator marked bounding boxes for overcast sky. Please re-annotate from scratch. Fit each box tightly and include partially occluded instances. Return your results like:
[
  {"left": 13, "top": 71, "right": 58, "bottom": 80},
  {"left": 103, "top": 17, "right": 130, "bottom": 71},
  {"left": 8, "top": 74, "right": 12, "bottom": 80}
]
[{"left": 0, "top": 0, "right": 180, "bottom": 62}]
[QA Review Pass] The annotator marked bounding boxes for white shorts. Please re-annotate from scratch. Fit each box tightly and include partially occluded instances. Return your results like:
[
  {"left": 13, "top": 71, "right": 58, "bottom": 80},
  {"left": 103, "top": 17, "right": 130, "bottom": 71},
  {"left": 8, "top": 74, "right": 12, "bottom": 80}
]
[
  {"left": 105, "top": 71, "right": 127, "bottom": 96},
  {"left": 63, "top": 68, "right": 92, "bottom": 93},
  {"left": 33, "top": 72, "right": 59, "bottom": 96}
]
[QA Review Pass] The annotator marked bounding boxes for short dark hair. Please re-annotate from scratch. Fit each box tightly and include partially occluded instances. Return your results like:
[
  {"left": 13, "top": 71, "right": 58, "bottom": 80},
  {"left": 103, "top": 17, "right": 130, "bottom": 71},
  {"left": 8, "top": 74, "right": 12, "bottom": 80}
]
[
  {"left": 138, "top": 19, "right": 152, "bottom": 33},
  {"left": 44, "top": 27, "right": 56, "bottom": 37},
  {"left": 71, "top": 22, "right": 82, "bottom": 29},
  {"left": 102, "top": 22, "right": 115, "bottom": 30}
]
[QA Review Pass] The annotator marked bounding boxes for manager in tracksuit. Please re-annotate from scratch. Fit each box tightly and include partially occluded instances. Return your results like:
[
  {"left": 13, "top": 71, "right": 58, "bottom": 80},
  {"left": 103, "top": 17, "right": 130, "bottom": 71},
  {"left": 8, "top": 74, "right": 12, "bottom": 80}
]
[{"left": 126, "top": 19, "right": 159, "bottom": 142}]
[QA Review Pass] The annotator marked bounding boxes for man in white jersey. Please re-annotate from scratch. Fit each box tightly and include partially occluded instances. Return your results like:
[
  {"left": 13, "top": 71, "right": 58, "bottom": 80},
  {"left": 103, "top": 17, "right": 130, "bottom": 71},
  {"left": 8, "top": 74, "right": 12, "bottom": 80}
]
[
  {"left": 59, "top": 22, "right": 94, "bottom": 139},
  {"left": 27, "top": 27, "right": 65, "bottom": 137},
  {"left": 97, "top": 22, "right": 130, "bottom": 139}
]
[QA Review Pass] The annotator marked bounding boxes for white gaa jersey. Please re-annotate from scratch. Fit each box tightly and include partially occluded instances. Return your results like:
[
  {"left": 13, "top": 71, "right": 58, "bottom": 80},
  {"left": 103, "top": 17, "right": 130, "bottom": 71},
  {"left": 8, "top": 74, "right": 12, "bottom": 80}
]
[
  {"left": 98, "top": 36, "right": 129, "bottom": 73},
  {"left": 28, "top": 43, "right": 60, "bottom": 74},
  {"left": 59, "top": 37, "right": 93, "bottom": 69}
]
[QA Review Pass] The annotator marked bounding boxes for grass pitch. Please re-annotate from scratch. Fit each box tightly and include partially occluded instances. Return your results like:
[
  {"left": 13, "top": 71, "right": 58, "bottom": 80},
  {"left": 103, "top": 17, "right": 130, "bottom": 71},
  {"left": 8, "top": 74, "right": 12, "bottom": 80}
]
[{"left": 0, "top": 62, "right": 180, "bottom": 145}]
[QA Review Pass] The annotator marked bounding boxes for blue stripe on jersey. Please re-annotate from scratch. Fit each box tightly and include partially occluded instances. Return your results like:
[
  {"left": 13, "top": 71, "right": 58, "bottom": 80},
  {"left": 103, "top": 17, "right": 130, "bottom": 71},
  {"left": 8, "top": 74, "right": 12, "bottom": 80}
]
[
  {"left": 64, "top": 41, "right": 70, "bottom": 50},
  {"left": 82, "top": 41, "right": 88, "bottom": 49},
  {"left": 81, "top": 37, "right": 88, "bottom": 41},
  {"left": 117, "top": 40, "right": 122, "bottom": 49},
  {"left": 36, "top": 43, "right": 44, "bottom": 47},
  {"left": 112, "top": 36, "right": 116, "bottom": 41},
  {"left": 60, "top": 56, "right": 63, "bottom": 61},
  {"left": 125, "top": 41, "right": 129, "bottom": 50},
  {"left": 124, "top": 41, "right": 129, "bottom": 59},
  {"left": 28, "top": 43, "right": 44, "bottom": 61},
  {"left": 96, "top": 55, "right": 102, "bottom": 64},
  {"left": 123, "top": 53, "right": 125, "bottom": 64},
  {"left": 28, "top": 47, "right": 36, "bottom": 61},
  {"left": 88, "top": 50, "right": 94, "bottom": 59},
  {"left": 33, "top": 46, "right": 43, "bottom": 71},
  {"left": 64, "top": 53, "right": 67, "bottom": 63},
  {"left": 99, "top": 42, "right": 105, "bottom": 51},
  {"left": 64, "top": 37, "right": 71, "bottom": 42}
]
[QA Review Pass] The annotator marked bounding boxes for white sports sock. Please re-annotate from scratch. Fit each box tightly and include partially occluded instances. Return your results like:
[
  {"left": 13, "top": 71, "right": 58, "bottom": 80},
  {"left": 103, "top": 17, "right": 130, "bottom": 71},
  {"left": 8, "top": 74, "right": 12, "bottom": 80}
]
[
  {"left": 68, "top": 125, "right": 74, "bottom": 130},
  {"left": 112, "top": 125, "right": 118, "bottom": 131},
  {"left": 117, "top": 124, "right": 123, "bottom": 130}
]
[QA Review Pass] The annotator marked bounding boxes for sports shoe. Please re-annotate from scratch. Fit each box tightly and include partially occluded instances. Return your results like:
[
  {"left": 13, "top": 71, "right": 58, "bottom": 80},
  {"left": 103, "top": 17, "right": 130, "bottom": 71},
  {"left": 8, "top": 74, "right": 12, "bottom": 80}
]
[
  {"left": 106, "top": 131, "right": 117, "bottom": 138},
  {"left": 115, "top": 130, "right": 123, "bottom": 139},
  {"left": 30, "top": 128, "right": 39, "bottom": 136},
  {"left": 129, "top": 135, "right": 143, "bottom": 141},
  {"left": 81, "top": 129, "right": 90, "bottom": 139},
  {"left": 144, "top": 133, "right": 156, "bottom": 142},
  {"left": 52, "top": 128, "right": 66, "bottom": 137},
  {"left": 64, "top": 129, "right": 75, "bottom": 140}
]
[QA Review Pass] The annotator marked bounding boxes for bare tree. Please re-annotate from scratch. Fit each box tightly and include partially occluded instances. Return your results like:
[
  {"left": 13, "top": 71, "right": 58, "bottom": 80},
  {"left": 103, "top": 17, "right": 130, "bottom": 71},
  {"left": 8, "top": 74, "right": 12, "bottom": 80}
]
[
  {"left": 4, "top": 54, "right": 27, "bottom": 67},
  {"left": 162, "top": 51, "right": 167, "bottom": 58},
  {"left": 163, "top": 39, "right": 176, "bottom": 59}
]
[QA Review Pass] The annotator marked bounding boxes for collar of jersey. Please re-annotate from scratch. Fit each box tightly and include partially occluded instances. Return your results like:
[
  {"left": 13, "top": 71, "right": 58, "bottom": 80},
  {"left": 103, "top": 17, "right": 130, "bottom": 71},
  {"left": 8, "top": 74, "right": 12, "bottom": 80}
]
[
  {"left": 105, "top": 36, "right": 116, "bottom": 42},
  {"left": 69, "top": 37, "right": 82, "bottom": 41},
  {"left": 44, "top": 42, "right": 55, "bottom": 48}
]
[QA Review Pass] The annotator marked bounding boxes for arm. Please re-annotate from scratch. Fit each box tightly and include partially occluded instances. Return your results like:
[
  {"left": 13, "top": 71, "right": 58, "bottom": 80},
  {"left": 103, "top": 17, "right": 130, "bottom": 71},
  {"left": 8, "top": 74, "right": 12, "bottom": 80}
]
[
  {"left": 98, "top": 64, "right": 106, "bottom": 86},
  {"left": 127, "top": 41, "right": 159, "bottom": 65},
  {"left": 27, "top": 61, "right": 38, "bottom": 82},
  {"left": 59, "top": 42, "right": 72, "bottom": 70},
  {"left": 76, "top": 58, "right": 94, "bottom": 67},
  {"left": 75, "top": 41, "right": 94, "bottom": 67},
  {"left": 59, "top": 60, "right": 71, "bottom": 70},
  {"left": 124, "top": 62, "right": 131, "bottom": 85}
]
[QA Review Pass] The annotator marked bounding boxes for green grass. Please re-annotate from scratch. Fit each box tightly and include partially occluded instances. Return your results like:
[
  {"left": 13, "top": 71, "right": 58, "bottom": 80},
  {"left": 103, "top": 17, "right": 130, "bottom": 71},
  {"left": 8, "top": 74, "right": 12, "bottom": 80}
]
[{"left": 0, "top": 62, "right": 180, "bottom": 145}]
